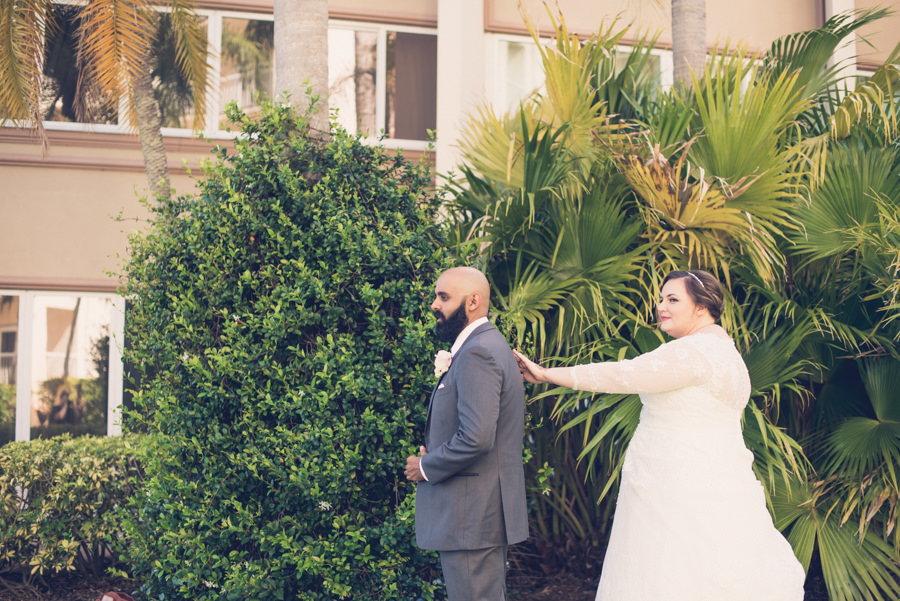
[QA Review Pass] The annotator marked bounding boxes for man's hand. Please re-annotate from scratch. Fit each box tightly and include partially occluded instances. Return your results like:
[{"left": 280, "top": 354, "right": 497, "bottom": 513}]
[{"left": 404, "top": 446, "right": 427, "bottom": 482}]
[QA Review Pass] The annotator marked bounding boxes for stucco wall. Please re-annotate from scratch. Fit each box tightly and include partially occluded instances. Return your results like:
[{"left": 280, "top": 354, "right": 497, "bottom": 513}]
[
  {"left": 490, "top": 0, "right": 821, "bottom": 53},
  {"left": 0, "top": 134, "right": 207, "bottom": 285}
]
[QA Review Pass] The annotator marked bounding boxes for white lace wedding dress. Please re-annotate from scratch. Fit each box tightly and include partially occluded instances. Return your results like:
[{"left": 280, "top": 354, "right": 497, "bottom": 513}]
[{"left": 569, "top": 332, "right": 806, "bottom": 601}]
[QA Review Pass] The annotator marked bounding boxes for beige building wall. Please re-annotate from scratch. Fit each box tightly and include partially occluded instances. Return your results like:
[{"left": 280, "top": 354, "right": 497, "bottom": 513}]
[
  {"left": 491, "top": 0, "right": 820, "bottom": 54},
  {"left": 0, "top": 131, "right": 208, "bottom": 286}
]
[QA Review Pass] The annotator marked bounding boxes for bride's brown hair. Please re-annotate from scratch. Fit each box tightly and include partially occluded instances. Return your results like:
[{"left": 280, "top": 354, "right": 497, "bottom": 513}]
[{"left": 663, "top": 270, "right": 725, "bottom": 321}]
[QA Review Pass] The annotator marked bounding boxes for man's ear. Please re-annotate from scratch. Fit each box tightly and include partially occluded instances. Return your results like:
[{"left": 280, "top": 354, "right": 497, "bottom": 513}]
[{"left": 468, "top": 292, "right": 483, "bottom": 314}]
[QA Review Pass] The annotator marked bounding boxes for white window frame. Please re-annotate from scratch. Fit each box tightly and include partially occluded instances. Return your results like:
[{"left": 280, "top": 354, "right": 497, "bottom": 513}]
[{"left": 0, "top": 289, "right": 125, "bottom": 442}]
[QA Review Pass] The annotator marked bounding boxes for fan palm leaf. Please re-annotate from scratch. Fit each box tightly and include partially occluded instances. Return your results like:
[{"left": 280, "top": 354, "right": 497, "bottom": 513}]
[
  {"left": 792, "top": 145, "right": 900, "bottom": 261},
  {"left": 592, "top": 27, "right": 662, "bottom": 124},
  {"left": 521, "top": 7, "right": 628, "bottom": 179},
  {"left": 773, "top": 476, "right": 900, "bottom": 601},
  {"left": 819, "top": 358, "right": 900, "bottom": 547},
  {"left": 764, "top": 7, "right": 890, "bottom": 111},
  {"left": 689, "top": 49, "right": 809, "bottom": 224}
]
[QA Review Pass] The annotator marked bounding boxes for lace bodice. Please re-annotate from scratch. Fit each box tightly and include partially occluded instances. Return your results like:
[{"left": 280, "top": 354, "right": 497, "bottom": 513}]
[{"left": 569, "top": 333, "right": 751, "bottom": 411}]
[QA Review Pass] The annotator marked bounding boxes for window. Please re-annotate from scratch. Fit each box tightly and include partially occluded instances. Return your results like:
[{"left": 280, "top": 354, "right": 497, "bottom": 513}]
[
  {"left": 40, "top": 4, "right": 120, "bottom": 126},
  {"left": 218, "top": 17, "right": 274, "bottom": 128},
  {"left": 329, "top": 23, "right": 437, "bottom": 146},
  {"left": 11, "top": 5, "right": 437, "bottom": 147},
  {"left": 154, "top": 13, "right": 211, "bottom": 130},
  {"left": 491, "top": 36, "right": 546, "bottom": 111},
  {"left": 0, "top": 291, "right": 124, "bottom": 445}
]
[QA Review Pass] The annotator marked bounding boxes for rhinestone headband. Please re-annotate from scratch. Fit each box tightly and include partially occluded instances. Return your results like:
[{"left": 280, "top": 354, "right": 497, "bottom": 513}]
[{"left": 688, "top": 272, "right": 706, "bottom": 289}]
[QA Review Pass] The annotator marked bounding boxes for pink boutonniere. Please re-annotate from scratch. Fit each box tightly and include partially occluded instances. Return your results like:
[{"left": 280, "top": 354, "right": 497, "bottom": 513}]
[{"left": 433, "top": 350, "right": 452, "bottom": 378}]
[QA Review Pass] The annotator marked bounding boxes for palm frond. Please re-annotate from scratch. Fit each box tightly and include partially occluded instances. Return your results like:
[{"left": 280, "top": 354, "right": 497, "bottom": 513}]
[
  {"left": 744, "top": 401, "right": 809, "bottom": 502},
  {"left": 76, "top": 0, "right": 155, "bottom": 128},
  {"left": 764, "top": 7, "right": 890, "bottom": 101},
  {"left": 166, "top": 0, "right": 211, "bottom": 130},
  {"left": 618, "top": 140, "right": 784, "bottom": 282},
  {"left": 642, "top": 92, "right": 694, "bottom": 154},
  {"left": 690, "top": 49, "right": 810, "bottom": 216},
  {"left": 817, "top": 359, "right": 900, "bottom": 547},
  {"left": 831, "top": 41, "right": 900, "bottom": 142},
  {"left": 0, "top": 0, "right": 56, "bottom": 145},
  {"left": 593, "top": 27, "right": 662, "bottom": 123}
]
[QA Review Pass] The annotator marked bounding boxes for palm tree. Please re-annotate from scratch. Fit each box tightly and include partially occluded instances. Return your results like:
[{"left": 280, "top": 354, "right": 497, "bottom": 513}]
[
  {"left": 274, "top": 0, "right": 328, "bottom": 133},
  {"left": 0, "top": 0, "right": 210, "bottom": 201}
]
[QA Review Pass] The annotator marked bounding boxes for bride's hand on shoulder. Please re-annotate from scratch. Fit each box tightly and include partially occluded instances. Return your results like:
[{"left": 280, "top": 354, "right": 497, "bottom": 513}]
[{"left": 512, "top": 349, "right": 546, "bottom": 384}]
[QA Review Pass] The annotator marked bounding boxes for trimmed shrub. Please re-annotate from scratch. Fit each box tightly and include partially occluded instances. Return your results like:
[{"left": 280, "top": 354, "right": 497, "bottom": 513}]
[
  {"left": 121, "top": 100, "right": 449, "bottom": 600},
  {"left": 0, "top": 434, "right": 142, "bottom": 588}
]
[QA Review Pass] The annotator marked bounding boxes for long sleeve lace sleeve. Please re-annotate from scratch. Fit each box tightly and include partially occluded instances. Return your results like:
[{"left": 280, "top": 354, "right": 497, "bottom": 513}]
[{"left": 569, "top": 338, "right": 714, "bottom": 394}]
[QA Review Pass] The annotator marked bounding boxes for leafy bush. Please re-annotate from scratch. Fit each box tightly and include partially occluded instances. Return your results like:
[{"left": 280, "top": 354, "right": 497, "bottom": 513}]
[
  {"left": 121, "top": 100, "right": 449, "bottom": 600},
  {"left": 0, "top": 434, "right": 142, "bottom": 592}
]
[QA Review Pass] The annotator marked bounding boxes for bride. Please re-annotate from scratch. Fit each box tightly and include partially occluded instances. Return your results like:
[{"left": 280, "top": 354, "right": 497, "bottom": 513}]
[{"left": 513, "top": 270, "right": 806, "bottom": 601}]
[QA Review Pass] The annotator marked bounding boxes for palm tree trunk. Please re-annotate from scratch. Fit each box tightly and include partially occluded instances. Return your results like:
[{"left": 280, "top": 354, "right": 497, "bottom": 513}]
[
  {"left": 354, "top": 31, "right": 377, "bottom": 136},
  {"left": 671, "top": 0, "right": 707, "bottom": 88},
  {"left": 274, "top": 0, "right": 329, "bottom": 133},
  {"left": 133, "top": 55, "right": 171, "bottom": 201},
  {"left": 61, "top": 297, "right": 80, "bottom": 382}
]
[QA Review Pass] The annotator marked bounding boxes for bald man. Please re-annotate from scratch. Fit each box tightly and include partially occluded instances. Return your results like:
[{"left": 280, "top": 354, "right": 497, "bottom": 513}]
[{"left": 404, "top": 267, "right": 528, "bottom": 601}]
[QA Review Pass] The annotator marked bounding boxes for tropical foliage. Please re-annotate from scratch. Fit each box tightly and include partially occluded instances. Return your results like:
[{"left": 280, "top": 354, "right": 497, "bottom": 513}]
[{"left": 447, "top": 6, "right": 900, "bottom": 599}]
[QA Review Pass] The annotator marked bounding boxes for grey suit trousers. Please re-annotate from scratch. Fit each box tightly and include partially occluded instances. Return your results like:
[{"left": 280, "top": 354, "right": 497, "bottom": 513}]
[{"left": 440, "top": 546, "right": 508, "bottom": 601}]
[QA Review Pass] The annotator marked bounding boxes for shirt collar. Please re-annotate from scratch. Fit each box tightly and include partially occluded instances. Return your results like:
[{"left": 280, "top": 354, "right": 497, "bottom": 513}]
[{"left": 450, "top": 316, "right": 489, "bottom": 356}]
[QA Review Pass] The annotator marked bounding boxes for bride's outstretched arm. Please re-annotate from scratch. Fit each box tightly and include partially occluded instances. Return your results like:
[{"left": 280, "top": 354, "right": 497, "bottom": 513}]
[
  {"left": 514, "top": 341, "right": 712, "bottom": 394},
  {"left": 513, "top": 349, "right": 579, "bottom": 388}
]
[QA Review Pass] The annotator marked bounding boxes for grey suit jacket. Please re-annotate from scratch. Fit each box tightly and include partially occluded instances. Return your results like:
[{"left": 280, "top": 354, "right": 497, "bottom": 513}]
[{"left": 415, "top": 321, "right": 529, "bottom": 551}]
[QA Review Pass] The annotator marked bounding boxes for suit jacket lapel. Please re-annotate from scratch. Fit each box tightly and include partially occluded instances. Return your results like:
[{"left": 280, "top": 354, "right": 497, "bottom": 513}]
[
  {"left": 423, "top": 322, "right": 495, "bottom": 444},
  {"left": 424, "top": 373, "right": 444, "bottom": 444}
]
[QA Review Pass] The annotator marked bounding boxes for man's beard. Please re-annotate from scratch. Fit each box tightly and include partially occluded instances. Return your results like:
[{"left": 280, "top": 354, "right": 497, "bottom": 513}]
[{"left": 435, "top": 299, "right": 469, "bottom": 343}]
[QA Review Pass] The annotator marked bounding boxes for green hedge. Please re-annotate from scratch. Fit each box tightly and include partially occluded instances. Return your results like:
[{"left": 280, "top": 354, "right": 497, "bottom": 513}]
[
  {"left": 0, "top": 434, "right": 142, "bottom": 586},
  {"left": 121, "top": 100, "right": 449, "bottom": 600}
]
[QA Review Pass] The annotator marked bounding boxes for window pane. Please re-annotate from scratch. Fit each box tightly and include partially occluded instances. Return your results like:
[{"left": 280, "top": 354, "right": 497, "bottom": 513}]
[
  {"left": 329, "top": 28, "right": 378, "bottom": 137},
  {"left": 385, "top": 32, "right": 437, "bottom": 141},
  {"left": 219, "top": 18, "right": 274, "bottom": 127},
  {"left": 153, "top": 13, "right": 209, "bottom": 129},
  {"left": 500, "top": 39, "right": 545, "bottom": 111},
  {"left": 30, "top": 296, "right": 110, "bottom": 439},
  {"left": 0, "top": 296, "right": 18, "bottom": 446},
  {"left": 41, "top": 5, "right": 118, "bottom": 125}
]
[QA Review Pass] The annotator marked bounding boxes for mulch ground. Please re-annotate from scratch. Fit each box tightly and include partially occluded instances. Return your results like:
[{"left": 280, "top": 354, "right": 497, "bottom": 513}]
[{"left": 0, "top": 569, "right": 831, "bottom": 600}]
